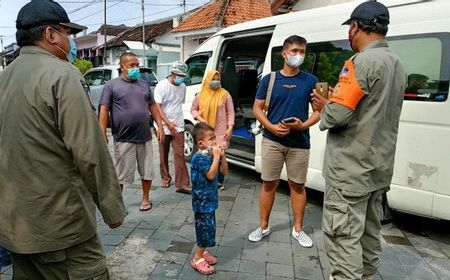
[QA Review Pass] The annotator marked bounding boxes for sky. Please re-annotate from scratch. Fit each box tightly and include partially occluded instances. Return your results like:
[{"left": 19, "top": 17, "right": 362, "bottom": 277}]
[{"left": 0, "top": 0, "right": 210, "bottom": 49}]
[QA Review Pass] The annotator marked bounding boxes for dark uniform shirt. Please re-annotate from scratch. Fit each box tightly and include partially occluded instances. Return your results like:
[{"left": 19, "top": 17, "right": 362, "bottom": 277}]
[
  {"left": 0, "top": 46, "right": 125, "bottom": 254},
  {"left": 320, "top": 40, "right": 407, "bottom": 193}
]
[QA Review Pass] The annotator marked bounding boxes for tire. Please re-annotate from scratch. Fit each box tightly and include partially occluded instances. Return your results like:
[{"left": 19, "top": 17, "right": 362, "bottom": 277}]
[
  {"left": 184, "top": 123, "right": 196, "bottom": 162},
  {"left": 380, "top": 192, "right": 393, "bottom": 224}
]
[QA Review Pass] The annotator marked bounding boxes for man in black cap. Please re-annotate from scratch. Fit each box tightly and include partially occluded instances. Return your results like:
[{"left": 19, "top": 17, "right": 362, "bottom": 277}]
[
  {"left": 312, "top": 1, "right": 407, "bottom": 280},
  {"left": 0, "top": 0, "right": 126, "bottom": 279}
]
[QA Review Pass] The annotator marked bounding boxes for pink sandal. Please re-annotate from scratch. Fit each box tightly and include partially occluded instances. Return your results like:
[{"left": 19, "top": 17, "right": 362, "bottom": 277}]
[
  {"left": 203, "top": 251, "right": 217, "bottom": 265},
  {"left": 191, "top": 258, "right": 215, "bottom": 275}
]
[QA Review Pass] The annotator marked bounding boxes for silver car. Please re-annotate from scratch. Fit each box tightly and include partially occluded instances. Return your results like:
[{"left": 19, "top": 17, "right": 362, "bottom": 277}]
[{"left": 84, "top": 65, "right": 159, "bottom": 113}]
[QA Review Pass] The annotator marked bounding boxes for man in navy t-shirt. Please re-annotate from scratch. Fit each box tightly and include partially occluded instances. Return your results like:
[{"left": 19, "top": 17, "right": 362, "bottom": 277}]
[
  {"left": 248, "top": 35, "right": 320, "bottom": 247},
  {"left": 99, "top": 52, "right": 164, "bottom": 212}
]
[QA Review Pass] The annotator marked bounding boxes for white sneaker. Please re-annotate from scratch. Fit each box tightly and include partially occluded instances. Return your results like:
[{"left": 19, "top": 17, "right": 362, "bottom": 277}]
[
  {"left": 292, "top": 227, "right": 313, "bottom": 247},
  {"left": 248, "top": 226, "right": 271, "bottom": 242}
]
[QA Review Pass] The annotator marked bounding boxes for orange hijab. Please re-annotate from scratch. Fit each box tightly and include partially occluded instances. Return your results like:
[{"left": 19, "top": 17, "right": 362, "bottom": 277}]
[{"left": 199, "top": 70, "right": 228, "bottom": 128}]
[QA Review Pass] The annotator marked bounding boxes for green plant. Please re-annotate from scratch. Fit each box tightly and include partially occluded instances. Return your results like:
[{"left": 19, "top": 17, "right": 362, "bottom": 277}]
[{"left": 73, "top": 59, "right": 93, "bottom": 74}]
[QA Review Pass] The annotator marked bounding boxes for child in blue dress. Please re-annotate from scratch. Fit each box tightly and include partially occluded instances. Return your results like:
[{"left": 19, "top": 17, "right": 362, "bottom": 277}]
[
  {"left": 190, "top": 122, "right": 228, "bottom": 275},
  {"left": 0, "top": 246, "right": 11, "bottom": 279}
]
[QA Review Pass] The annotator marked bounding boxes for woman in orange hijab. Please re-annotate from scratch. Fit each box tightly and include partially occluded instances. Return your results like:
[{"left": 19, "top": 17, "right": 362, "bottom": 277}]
[{"left": 191, "top": 70, "right": 235, "bottom": 187}]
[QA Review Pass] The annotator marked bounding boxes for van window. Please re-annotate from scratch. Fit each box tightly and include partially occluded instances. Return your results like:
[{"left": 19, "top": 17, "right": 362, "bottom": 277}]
[
  {"left": 272, "top": 33, "right": 449, "bottom": 102},
  {"left": 185, "top": 54, "right": 210, "bottom": 86},
  {"left": 389, "top": 34, "right": 449, "bottom": 102}
]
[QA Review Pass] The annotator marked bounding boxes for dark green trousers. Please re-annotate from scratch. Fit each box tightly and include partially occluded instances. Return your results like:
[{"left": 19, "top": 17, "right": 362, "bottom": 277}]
[
  {"left": 10, "top": 235, "right": 108, "bottom": 280},
  {"left": 323, "top": 186, "right": 388, "bottom": 280}
]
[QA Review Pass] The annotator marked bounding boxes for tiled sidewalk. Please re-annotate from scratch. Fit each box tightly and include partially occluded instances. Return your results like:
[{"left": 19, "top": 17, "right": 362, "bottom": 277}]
[{"left": 2, "top": 143, "right": 450, "bottom": 279}]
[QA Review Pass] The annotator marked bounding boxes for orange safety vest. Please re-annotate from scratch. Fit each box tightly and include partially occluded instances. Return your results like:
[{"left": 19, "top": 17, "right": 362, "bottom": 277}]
[{"left": 329, "top": 59, "right": 364, "bottom": 110}]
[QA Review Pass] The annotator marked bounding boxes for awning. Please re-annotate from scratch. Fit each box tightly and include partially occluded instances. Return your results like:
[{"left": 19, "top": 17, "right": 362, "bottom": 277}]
[{"left": 123, "top": 40, "right": 158, "bottom": 57}]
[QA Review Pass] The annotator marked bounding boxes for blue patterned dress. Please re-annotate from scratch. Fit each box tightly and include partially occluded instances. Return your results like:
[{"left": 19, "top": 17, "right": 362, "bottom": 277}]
[
  {"left": 190, "top": 152, "right": 219, "bottom": 247},
  {"left": 0, "top": 246, "right": 11, "bottom": 269}
]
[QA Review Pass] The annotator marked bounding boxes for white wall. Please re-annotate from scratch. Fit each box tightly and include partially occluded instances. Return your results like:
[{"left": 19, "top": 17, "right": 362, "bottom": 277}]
[
  {"left": 157, "top": 32, "right": 180, "bottom": 46},
  {"left": 182, "top": 36, "right": 201, "bottom": 61},
  {"left": 293, "top": 0, "right": 353, "bottom": 11},
  {"left": 96, "top": 34, "right": 117, "bottom": 47}
]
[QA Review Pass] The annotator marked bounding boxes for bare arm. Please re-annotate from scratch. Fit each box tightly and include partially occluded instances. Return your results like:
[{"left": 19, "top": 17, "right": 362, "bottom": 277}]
[
  {"left": 253, "top": 99, "right": 290, "bottom": 137},
  {"left": 155, "top": 103, "right": 176, "bottom": 135},
  {"left": 281, "top": 110, "right": 321, "bottom": 131},
  {"left": 149, "top": 103, "right": 164, "bottom": 142},
  {"left": 99, "top": 105, "right": 109, "bottom": 143},
  {"left": 219, "top": 154, "right": 228, "bottom": 176}
]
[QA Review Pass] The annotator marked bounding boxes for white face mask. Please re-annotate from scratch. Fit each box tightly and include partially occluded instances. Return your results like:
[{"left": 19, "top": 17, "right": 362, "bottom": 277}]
[{"left": 286, "top": 54, "right": 305, "bottom": 68}]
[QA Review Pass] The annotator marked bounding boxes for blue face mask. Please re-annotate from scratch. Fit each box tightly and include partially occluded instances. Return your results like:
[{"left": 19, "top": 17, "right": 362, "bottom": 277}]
[
  {"left": 68, "top": 37, "right": 77, "bottom": 64},
  {"left": 127, "top": 68, "right": 140, "bottom": 80},
  {"left": 52, "top": 28, "right": 77, "bottom": 64},
  {"left": 174, "top": 76, "right": 185, "bottom": 85}
]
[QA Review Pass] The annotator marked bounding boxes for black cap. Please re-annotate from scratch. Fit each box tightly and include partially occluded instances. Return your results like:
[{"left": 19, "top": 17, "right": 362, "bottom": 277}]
[
  {"left": 16, "top": 0, "right": 86, "bottom": 34},
  {"left": 342, "top": 1, "right": 390, "bottom": 26}
]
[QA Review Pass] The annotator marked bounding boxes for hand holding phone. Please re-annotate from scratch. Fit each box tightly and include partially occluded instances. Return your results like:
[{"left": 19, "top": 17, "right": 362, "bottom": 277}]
[
  {"left": 282, "top": 117, "right": 296, "bottom": 123},
  {"left": 315, "top": 82, "right": 329, "bottom": 99}
]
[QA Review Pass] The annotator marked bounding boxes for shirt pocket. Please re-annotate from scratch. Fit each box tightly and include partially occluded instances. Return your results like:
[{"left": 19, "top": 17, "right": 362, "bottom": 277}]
[{"left": 322, "top": 199, "right": 350, "bottom": 237}]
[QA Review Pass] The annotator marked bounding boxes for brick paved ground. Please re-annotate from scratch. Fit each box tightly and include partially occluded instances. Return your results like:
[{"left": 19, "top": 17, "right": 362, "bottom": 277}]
[{"left": 2, "top": 139, "right": 450, "bottom": 280}]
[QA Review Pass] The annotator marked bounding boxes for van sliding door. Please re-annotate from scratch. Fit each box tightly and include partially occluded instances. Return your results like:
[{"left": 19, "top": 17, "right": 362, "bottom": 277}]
[{"left": 216, "top": 29, "right": 274, "bottom": 166}]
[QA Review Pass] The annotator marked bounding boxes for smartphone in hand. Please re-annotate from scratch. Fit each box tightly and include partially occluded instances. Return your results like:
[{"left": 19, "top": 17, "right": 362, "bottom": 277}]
[
  {"left": 315, "top": 82, "right": 329, "bottom": 99},
  {"left": 282, "top": 117, "right": 296, "bottom": 123}
]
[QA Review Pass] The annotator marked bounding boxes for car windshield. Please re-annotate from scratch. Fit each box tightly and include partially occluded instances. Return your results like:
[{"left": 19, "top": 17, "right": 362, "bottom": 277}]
[
  {"left": 140, "top": 69, "right": 158, "bottom": 86},
  {"left": 118, "top": 68, "right": 158, "bottom": 86}
]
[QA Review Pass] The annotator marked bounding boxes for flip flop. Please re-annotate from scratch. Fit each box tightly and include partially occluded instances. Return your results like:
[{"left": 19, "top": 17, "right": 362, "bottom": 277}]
[
  {"left": 175, "top": 187, "right": 192, "bottom": 194},
  {"left": 139, "top": 202, "right": 152, "bottom": 211},
  {"left": 191, "top": 258, "right": 214, "bottom": 275},
  {"left": 161, "top": 183, "right": 170, "bottom": 188}
]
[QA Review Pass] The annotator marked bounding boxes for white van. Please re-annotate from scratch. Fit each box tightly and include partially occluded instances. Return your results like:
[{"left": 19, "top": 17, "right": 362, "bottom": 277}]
[{"left": 181, "top": 0, "right": 450, "bottom": 221}]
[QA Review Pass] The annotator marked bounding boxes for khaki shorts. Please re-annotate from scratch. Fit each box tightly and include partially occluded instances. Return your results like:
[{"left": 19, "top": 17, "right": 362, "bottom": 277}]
[
  {"left": 114, "top": 141, "right": 153, "bottom": 185},
  {"left": 261, "top": 137, "right": 309, "bottom": 184}
]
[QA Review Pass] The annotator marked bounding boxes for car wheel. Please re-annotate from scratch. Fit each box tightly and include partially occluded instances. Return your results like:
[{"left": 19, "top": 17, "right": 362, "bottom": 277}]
[
  {"left": 380, "top": 193, "right": 393, "bottom": 224},
  {"left": 184, "top": 123, "right": 196, "bottom": 162}
]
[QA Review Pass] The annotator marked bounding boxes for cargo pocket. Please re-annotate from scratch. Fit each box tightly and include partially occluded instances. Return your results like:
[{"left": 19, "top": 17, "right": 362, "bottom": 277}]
[
  {"left": 68, "top": 258, "right": 108, "bottom": 280},
  {"left": 34, "top": 250, "right": 67, "bottom": 264},
  {"left": 323, "top": 200, "right": 350, "bottom": 237}
]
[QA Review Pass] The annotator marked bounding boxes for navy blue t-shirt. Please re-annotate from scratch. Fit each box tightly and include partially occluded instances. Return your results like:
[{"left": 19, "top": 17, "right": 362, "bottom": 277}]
[
  {"left": 256, "top": 71, "right": 318, "bottom": 149},
  {"left": 190, "top": 152, "right": 218, "bottom": 213},
  {"left": 100, "top": 78, "right": 155, "bottom": 143}
]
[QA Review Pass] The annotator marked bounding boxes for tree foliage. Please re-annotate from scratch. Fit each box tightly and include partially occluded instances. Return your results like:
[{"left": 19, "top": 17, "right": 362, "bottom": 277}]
[{"left": 73, "top": 59, "right": 93, "bottom": 74}]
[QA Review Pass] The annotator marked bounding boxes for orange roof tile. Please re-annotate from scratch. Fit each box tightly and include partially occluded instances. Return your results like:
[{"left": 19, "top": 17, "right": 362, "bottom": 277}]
[{"left": 172, "top": 0, "right": 271, "bottom": 33}]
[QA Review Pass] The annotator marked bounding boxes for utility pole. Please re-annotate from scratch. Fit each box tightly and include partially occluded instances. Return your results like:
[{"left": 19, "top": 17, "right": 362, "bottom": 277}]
[
  {"left": 142, "top": 0, "right": 146, "bottom": 67},
  {"left": 103, "top": 0, "right": 107, "bottom": 65},
  {"left": 183, "top": 0, "right": 186, "bottom": 13},
  {"left": 0, "top": 35, "right": 4, "bottom": 69}
]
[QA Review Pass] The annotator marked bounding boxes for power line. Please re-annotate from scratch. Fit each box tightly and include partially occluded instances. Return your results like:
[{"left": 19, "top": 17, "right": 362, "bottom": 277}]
[
  {"left": 74, "top": 0, "right": 123, "bottom": 21},
  {"left": 84, "top": 6, "right": 177, "bottom": 26},
  {"left": 68, "top": 0, "right": 99, "bottom": 14}
]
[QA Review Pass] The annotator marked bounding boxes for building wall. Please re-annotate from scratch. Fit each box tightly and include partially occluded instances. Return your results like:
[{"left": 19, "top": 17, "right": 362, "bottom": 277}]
[
  {"left": 182, "top": 36, "right": 202, "bottom": 61},
  {"left": 97, "top": 35, "right": 117, "bottom": 48},
  {"left": 157, "top": 32, "right": 180, "bottom": 46},
  {"left": 293, "top": 0, "right": 353, "bottom": 11},
  {"left": 153, "top": 32, "right": 181, "bottom": 79},
  {"left": 75, "top": 37, "right": 97, "bottom": 50}
]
